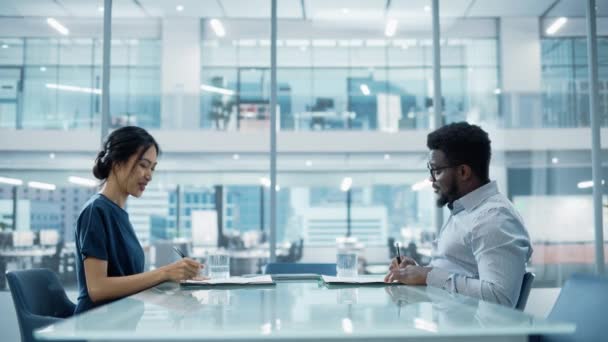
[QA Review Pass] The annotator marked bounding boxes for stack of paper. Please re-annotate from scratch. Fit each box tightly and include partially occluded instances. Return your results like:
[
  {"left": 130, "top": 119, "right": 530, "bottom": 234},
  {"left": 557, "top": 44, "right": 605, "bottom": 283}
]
[
  {"left": 181, "top": 275, "right": 275, "bottom": 286},
  {"left": 321, "top": 275, "right": 388, "bottom": 284}
]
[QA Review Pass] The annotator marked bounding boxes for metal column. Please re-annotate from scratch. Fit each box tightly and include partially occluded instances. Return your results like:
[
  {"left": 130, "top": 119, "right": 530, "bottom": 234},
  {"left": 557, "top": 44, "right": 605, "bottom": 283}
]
[
  {"left": 432, "top": 0, "right": 444, "bottom": 232},
  {"left": 586, "top": 0, "right": 605, "bottom": 275},
  {"left": 269, "top": 0, "right": 278, "bottom": 262},
  {"left": 101, "top": 0, "right": 112, "bottom": 142}
]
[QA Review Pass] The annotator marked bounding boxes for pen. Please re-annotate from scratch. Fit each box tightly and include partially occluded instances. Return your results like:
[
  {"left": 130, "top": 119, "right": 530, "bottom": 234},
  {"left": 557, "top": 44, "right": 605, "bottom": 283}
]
[
  {"left": 173, "top": 246, "right": 186, "bottom": 258},
  {"left": 395, "top": 242, "right": 402, "bottom": 265}
]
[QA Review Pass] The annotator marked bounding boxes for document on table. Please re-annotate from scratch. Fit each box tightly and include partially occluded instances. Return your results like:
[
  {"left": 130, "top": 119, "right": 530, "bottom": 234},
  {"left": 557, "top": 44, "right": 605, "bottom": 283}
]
[
  {"left": 180, "top": 275, "right": 275, "bottom": 286},
  {"left": 321, "top": 275, "right": 389, "bottom": 285}
]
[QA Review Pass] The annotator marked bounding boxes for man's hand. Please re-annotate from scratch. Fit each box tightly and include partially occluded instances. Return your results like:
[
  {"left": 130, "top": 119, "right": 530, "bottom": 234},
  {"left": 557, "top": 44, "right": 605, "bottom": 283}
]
[
  {"left": 384, "top": 265, "right": 432, "bottom": 285},
  {"left": 388, "top": 256, "right": 418, "bottom": 272}
]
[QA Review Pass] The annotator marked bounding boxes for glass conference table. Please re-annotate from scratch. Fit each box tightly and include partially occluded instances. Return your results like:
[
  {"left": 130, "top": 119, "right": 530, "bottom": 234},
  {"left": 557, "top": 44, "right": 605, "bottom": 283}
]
[{"left": 36, "top": 278, "right": 574, "bottom": 342}]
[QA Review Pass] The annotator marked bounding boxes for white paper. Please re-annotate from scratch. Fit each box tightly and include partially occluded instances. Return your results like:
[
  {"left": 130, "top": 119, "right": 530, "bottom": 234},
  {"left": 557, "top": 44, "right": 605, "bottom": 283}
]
[
  {"left": 181, "top": 275, "right": 274, "bottom": 285},
  {"left": 321, "top": 275, "right": 388, "bottom": 284}
]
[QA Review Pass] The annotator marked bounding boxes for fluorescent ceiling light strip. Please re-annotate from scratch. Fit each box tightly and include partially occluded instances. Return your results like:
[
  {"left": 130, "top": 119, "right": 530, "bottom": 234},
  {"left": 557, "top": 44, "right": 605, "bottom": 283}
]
[
  {"left": 340, "top": 177, "right": 353, "bottom": 192},
  {"left": 360, "top": 84, "right": 370, "bottom": 96},
  {"left": 68, "top": 176, "right": 98, "bottom": 187},
  {"left": 260, "top": 177, "right": 271, "bottom": 187},
  {"left": 546, "top": 17, "right": 568, "bottom": 35},
  {"left": 28, "top": 181, "right": 56, "bottom": 191},
  {"left": 46, "top": 83, "right": 101, "bottom": 94},
  {"left": 200, "top": 84, "right": 235, "bottom": 96},
  {"left": 385, "top": 19, "right": 398, "bottom": 37},
  {"left": 210, "top": 19, "right": 225, "bottom": 37},
  {"left": 0, "top": 176, "right": 23, "bottom": 186},
  {"left": 577, "top": 180, "right": 605, "bottom": 189},
  {"left": 411, "top": 179, "right": 432, "bottom": 191},
  {"left": 47, "top": 18, "right": 69, "bottom": 35}
]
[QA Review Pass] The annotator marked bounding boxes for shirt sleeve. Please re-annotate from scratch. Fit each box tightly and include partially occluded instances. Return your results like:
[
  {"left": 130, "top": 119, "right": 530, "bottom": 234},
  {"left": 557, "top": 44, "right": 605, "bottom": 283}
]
[
  {"left": 426, "top": 207, "right": 532, "bottom": 307},
  {"left": 76, "top": 205, "right": 109, "bottom": 261}
]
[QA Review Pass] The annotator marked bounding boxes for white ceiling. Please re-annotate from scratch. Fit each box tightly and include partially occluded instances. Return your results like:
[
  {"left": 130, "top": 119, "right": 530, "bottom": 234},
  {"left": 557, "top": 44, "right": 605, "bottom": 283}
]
[{"left": 0, "top": 0, "right": 606, "bottom": 19}]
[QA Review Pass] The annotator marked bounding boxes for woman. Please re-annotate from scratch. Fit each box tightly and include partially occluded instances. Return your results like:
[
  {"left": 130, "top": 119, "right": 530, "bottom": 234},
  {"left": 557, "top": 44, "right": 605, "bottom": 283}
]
[{"left": 74, "top": 126, "right": 202, "bottom": 314}]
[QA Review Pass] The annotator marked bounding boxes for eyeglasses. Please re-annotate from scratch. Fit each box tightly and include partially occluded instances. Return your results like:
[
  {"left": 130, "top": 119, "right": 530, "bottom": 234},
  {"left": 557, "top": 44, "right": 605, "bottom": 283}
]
[{"left": 427, "top": 162, "right": 453, "bottom": 181}]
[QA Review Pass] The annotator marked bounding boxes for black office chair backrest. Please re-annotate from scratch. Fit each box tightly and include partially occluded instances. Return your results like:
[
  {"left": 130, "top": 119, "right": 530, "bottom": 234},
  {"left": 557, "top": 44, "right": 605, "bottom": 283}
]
[
  {"left": 6, "top": 268, "right": 76, "bottom": 342},
  {"left": 264, "top": 263, "right": 337, "bottom": 276},
  {"left": 535, "top": 273, "right": 608, "bottom": 342},
  {"left": 515, "top": 271, "right": 535, "bottom": 311}
]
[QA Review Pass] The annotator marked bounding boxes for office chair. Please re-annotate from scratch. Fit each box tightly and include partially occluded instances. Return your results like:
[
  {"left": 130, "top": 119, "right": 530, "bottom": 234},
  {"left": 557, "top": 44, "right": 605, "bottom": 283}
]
[
  {"left": 515, "top": 271, "right": 535, "bottom": 311},
  {"left": 6, "top": 269, "right": 76, "bottom": 342},
  {"left": 264, "top": 263, "right": 337, "bottom": 276},
  {"left": 532, "top": 273, "right": 608, "bottom": 342}
]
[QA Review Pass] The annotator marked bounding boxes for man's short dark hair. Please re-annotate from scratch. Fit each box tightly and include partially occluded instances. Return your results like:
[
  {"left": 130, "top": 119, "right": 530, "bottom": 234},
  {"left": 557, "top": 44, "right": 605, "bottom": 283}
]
[{"left": 427, "top": 122, "right": 491, "bottom": 182}]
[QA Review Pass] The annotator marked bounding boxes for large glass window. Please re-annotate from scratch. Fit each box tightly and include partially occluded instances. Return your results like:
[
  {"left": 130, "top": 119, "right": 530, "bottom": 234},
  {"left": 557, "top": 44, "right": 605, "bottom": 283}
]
[{"left": 0, "top": 0, "right": 606, "bottom": 292}]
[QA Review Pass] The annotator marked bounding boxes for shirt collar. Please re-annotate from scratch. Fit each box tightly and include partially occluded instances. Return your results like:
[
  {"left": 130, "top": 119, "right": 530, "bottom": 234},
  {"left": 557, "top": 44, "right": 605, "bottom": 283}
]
[{"left": 450, "top": 181, "right": 498, "bottom": 214}]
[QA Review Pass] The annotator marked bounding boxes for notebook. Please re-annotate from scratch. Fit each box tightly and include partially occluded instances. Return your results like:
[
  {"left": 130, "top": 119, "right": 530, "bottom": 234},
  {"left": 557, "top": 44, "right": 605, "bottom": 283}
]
[
  {"left": 321, "top": 275, "right": 389, "bottom": 285},
  {"left": 180, "top": 275, "right": 275, "bottom": 286}
]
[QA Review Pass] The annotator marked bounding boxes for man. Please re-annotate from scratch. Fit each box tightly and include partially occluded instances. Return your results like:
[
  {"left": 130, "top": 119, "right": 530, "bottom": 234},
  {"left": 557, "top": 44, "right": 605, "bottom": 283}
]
[{"left": 385, "top": 122, "right": 532, "bottom": 307}]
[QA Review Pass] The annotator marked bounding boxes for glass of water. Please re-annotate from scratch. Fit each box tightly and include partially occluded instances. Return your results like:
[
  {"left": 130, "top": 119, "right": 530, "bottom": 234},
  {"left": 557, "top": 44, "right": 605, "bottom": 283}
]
[
  {"left": 336, "top": 251, "right": 358, "bottom": 278},
  {"left": 207, "top": 253, "right": 230, "bottom": 279}
]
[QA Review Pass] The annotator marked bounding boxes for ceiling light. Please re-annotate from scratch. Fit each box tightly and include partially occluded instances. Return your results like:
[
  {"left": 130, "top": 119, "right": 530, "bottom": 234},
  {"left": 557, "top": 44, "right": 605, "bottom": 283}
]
[
  {"left": 494, "top": 88, "right": 502, "bottom": 95},
  {"left": 46, "top": 83, "right": 101, "bottom": 94},
  {"left": 305, "top": 160, "right": 312, "bottom": 167},
  {"left": 40, "top": 66, "right": 47, "bottom": 72},
  {"left": 341, "top": 8, "right": 350, "bottom": 14},
  {"left": 260, "top": 177, "right": 271, "bottom": 187},
  {"left": 385, "top": 19, "right": 398, "bottom": 37},
  {"left": 200, "top": 84, "right": 235, "bottom": 96},
  {"left": 210, "top": 19, "right": 226, "bottom": 37},
  {"left": 546, "top": 17, "right": 568, "bottom": 35},
  {"left": 68, "top": 176, "right": 97, "bottom": 187},
  {"left": 1, "top": 44, "right": 8, "bottom": 49},
  {"left": 232, "top": 154, "right": 240, "bottom": 160},
  {"left": 0, "top": 176, "right": 23, "bottom": 186},
  {"left": 49, "top": 153, "right": 55, "bottom": 159},
  {"left": 384, "top": 154, "right": 391, "bottom": 160},
  {"left": 411, "top": 179, "right": 432, "bottom": 191},
  {"left": 176, "top": 5, "right": 184, "bottom": 12},
  {"left": 360, "top": 84, "right": 370, "bottom": 96},
  {"left": 551, "top": 157, "right": 559, "bottom": 164},
  {"left": 28, "top": 181, "right": 56, "bottom": 191},
  {"left": 424, "top": 5, "right": 431, "bottom": 12},
  {"left": 577, "top": 180, "right": 605, "bottom": 189},
  {"left": 47, "top": 18, "right": 69, "bottom": 35},
  {"left": 340, "top": 177, "right": 353, "bottom": 192},
  {"left": 98, "top": 6, "right": 104, "bottom": 12}
]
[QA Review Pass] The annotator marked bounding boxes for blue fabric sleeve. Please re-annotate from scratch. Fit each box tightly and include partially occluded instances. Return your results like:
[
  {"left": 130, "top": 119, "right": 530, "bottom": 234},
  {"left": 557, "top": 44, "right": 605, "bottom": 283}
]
[{"left": 77, "top": 205, "right": 108, "bottom": 261}]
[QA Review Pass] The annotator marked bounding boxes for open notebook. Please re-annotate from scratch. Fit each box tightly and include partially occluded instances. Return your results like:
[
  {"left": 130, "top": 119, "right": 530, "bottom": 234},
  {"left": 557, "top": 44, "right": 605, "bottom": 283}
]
[
  {"left": 181, "top": 275, "right": 275, "bottom": 286},
  {"left": 321, "top": 275, "right": 389, "bottom": 285}
]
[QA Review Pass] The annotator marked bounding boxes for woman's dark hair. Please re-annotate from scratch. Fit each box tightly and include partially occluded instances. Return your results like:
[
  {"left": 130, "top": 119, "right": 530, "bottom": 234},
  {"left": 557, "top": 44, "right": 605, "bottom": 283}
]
[
  {"left": 427, "top": 122, "right": 491, "bottom": 182},
  {"left": 93, "top": 126, "right": 160, "bottom": 181}
]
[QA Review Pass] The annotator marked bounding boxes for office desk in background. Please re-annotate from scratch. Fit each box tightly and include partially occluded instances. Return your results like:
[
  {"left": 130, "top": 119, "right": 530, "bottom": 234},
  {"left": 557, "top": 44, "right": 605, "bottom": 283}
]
[{"left": 36, "top": 279, "right": 574, "bottom": 342}]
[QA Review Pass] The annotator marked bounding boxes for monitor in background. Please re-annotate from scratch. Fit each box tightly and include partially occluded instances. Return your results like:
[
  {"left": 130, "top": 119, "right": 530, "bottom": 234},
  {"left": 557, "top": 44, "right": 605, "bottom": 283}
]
[{"left": 311, "top": 98, "right": 334, "bottom": 111}]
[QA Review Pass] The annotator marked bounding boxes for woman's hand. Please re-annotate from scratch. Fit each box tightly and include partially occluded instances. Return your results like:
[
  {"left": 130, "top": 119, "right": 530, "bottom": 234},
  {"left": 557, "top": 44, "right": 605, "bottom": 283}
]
[{"left": 161, "top": 258, "right": 203, "bottom": 282}]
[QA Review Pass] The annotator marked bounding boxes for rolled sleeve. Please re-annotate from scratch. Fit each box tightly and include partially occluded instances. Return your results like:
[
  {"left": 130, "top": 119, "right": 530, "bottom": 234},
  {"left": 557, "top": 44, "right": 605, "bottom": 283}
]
[{"left": 77, "top": 206, "right": 109, "bottom": 261}]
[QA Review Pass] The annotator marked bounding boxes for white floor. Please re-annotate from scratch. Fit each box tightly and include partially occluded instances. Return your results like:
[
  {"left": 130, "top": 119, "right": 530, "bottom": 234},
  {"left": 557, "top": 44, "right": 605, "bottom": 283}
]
[{"left": 0, "top": 288, "right": 560, "bottom": 342}]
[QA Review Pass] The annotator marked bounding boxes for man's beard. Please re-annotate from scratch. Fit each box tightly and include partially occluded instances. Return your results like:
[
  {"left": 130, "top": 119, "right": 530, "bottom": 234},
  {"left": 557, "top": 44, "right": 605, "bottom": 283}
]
[{"left": 436, "top": 181, "right": 459, "bottom": 207}]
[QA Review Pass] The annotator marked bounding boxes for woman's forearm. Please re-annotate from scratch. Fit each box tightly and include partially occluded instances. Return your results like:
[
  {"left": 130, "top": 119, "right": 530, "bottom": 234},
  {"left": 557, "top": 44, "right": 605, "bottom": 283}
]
[{"left": 87, "top": 267, "right": 167, "bottom": 303}]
